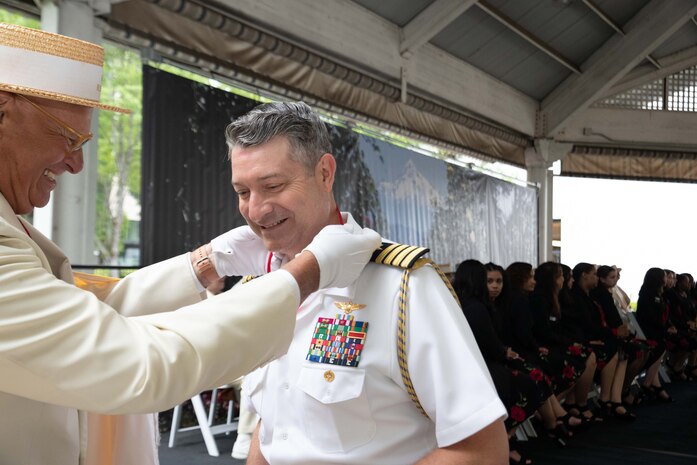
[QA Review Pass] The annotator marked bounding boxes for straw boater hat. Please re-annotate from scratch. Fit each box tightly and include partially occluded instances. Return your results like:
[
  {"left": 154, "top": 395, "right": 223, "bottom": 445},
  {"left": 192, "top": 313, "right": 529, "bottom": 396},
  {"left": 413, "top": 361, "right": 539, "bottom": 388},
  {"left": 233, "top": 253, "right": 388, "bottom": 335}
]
[{"left": 0, "top": 23, "right": 129, "bottom": 113}]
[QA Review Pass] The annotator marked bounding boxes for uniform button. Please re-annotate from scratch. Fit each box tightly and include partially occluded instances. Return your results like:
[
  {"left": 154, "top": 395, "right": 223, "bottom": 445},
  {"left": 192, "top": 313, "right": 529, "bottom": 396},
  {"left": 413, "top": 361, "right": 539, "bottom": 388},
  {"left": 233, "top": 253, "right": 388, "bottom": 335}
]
[
  {"left": 280, "top": 432, "right": 288, "bottom": 440},
  {"left": 323, "top": 370, "right": 335, "bottom": 382},
  {"left": 280, "top": 382, "right": 289, "bottom": 390}
]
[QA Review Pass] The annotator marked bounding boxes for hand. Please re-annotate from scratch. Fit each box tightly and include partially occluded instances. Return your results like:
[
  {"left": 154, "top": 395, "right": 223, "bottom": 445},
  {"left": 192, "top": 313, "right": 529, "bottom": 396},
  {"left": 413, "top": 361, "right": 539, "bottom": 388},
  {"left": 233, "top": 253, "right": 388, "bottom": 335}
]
[
  {"left": 667, "top": 326, "right": 678, "bottom": 335},
  {"left": 302, "top": 223, "right": 381, "bottom": 289},
  {"left": 505, "top": 347, "right": 519, "bottom": 360},
  {"left": 538, "top": 347, "right": 549, "bottom": 355},
  {"left": 210, "top": 226, "right": 268, "bottom": 277},
  {"left": 617, "top": 324, "right": 630, "bottom": 339}
]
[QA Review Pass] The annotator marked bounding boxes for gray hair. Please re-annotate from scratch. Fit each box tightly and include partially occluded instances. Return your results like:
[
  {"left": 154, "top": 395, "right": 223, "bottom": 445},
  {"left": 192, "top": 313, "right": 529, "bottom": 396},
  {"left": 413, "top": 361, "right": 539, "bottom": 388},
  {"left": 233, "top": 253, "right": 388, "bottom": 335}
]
[{"left": 225, "top": 101, "right": 332, "bottom": 173}]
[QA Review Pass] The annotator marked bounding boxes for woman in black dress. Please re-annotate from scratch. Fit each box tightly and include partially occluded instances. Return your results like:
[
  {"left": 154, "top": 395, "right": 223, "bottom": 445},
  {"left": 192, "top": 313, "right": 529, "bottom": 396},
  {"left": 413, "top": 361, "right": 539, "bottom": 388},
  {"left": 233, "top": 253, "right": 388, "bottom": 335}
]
[
  {"left": 529, "top": 262, "right": 597, "bottom": 420},
  {"left": 487, "top": 262, "right": 583, "bottom": 436},
  {"left": 664, "top": 273, "right": 697, "bottom": 380},
  {"left": 590, "top": 266, "right": 646, "bottom": 419},
  {"left": 566, "top": 263, "right": 638, "bottom": 420},
  {"left": 635, "top": 268, "right": 673, "bottom": 401},
  {"left": 455, "top": 260, "right": 546, "bottom": 464}
]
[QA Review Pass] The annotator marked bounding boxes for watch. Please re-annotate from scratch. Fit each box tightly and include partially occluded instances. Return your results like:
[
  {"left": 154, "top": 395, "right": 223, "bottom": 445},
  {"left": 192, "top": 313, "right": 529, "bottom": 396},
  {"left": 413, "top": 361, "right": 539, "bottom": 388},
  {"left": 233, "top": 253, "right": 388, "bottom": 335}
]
[{"left": 193, "top": 246, "right": 219, "bottom": 288}]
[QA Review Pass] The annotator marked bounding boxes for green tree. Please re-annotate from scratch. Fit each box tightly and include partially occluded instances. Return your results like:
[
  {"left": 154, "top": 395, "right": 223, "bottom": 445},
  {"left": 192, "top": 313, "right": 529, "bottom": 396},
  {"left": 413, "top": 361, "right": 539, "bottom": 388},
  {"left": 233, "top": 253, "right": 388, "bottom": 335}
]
[
  {"left": 0, "top": 9, "right": 39, "bottom": 28},
  {"left": 95, "top": 43, "right": 142, "bottom": 266}
]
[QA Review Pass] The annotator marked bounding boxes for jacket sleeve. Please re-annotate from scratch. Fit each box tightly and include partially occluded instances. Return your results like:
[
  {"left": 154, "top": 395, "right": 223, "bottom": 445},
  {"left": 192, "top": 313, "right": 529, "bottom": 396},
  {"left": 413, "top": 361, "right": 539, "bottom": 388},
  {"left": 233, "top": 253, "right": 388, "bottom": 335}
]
[{"left": 0, "top": 232, "right": 298, "bottom": 414}]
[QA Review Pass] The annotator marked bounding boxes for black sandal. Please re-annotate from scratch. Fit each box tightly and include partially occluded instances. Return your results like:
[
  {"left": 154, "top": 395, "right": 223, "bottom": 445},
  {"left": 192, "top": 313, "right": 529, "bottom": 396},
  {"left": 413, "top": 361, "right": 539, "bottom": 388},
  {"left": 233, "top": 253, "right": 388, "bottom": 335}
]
[
  {"left": 603, "top": 401, "right": 637, "bottom": 422},
  {"left": 686, "top": 365, "right": 697, "bottom": 381},
  {"left": 509, "top": 438, "right": 533, "bottom": 465},
  {"left": 577, "top": 404, "right": 603, "bottom": 423},
  {"left": 509, "top": 449, "right": 533, "bottom": 465},
  {"left": 622, "top": 387, "right": 644, "bottom": 406},
  {"left": 562, "top": 402, "right": 580, "bottom": 416},
  {"left": 650, "top": 386, "right": 674, "bottom": 403},
  {"left": 545, "top": 425, "right": 568, "bottom": 448},
  {"left": 556, "top": 413, "right": 585, "bottom": 433}
]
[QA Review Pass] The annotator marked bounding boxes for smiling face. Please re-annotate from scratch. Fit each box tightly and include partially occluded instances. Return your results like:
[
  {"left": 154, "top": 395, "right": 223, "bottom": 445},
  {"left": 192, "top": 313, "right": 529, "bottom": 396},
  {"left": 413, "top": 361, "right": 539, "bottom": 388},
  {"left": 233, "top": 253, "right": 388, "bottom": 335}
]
[
  {"left": 230, "top": 135, "right": 337, "bottom": 259},
  {"left": 0, "top": 93, "right": 89, "bottom": 214}
]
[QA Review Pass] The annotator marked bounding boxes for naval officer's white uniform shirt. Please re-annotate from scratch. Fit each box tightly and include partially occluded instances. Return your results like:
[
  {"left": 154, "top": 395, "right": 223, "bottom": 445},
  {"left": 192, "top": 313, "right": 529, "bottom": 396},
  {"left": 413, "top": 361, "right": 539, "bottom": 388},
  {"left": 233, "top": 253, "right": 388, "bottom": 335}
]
[{"left": 243, "top": 213, "right": 506, "bottom": 465}]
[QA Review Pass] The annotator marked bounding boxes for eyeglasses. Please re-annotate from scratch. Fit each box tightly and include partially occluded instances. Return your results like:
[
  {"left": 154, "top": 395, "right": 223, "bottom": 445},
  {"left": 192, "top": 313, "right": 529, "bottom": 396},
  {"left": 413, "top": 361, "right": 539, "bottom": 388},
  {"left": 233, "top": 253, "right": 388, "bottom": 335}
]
[{"left": 16, "top": 94, "right": 93, "bottom": 152}]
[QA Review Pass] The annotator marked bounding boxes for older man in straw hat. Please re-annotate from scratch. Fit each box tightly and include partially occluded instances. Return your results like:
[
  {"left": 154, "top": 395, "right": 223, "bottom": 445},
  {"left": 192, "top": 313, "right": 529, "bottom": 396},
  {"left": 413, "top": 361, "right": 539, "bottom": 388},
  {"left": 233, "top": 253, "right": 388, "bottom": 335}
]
[{"left": 0, "top": 23, "right": 381, "bottom": 465}]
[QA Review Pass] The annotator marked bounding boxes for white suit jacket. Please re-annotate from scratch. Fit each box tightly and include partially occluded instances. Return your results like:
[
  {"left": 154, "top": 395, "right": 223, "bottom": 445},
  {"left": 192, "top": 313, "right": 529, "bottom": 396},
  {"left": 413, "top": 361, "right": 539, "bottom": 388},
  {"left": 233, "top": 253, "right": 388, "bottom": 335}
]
[{"left": 0, "top": 193, "right": 297, "bottom": 465}]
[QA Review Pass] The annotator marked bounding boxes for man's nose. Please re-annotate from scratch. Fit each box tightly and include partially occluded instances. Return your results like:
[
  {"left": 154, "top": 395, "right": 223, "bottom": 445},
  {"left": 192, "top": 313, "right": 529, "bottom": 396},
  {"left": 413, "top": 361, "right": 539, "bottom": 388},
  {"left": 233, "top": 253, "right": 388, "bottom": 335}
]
[
  {"left": 65, "top": 150, "right": 84, "bottom": 174},
  {"left": 247, "top": 192, "right": 272, "bottom": 220}
]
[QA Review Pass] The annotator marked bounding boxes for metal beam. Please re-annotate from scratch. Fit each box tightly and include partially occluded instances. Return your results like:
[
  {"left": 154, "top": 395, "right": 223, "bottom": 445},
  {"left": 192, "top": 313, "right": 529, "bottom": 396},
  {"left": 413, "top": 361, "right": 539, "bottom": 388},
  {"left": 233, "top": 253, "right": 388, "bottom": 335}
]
[
  {"left": 400, "top": 0, "right": 477, "bottom": 58},
  {"left": 581, "top": 0, "right": 661, "bottom": 69},
  {"left": 475, "top": 0, "right": 580, "bottom": 74},
  {"left": 602, "top": 44, "right": 697, "bottom": 99},
  {"left": 556, "top": 107, "right": 697, "bottom": 150},
  {"left": 541, "top": 0, "right": 697, "bottom": 136}
]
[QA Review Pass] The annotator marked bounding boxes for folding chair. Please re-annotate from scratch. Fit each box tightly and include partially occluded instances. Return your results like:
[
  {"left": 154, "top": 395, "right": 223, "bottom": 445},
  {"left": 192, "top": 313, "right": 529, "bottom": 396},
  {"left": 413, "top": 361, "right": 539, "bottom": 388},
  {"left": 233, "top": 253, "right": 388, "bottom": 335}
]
[{"left": 168, "top": 385, "right": 239, "bottom": 457}]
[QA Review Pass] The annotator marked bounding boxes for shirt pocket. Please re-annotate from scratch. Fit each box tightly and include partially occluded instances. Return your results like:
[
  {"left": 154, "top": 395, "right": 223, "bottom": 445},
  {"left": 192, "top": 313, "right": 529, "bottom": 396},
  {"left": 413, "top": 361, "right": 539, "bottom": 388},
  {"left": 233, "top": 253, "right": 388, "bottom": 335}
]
[{"left": 296, "top": 363, "right": 376, "bottom": 453}]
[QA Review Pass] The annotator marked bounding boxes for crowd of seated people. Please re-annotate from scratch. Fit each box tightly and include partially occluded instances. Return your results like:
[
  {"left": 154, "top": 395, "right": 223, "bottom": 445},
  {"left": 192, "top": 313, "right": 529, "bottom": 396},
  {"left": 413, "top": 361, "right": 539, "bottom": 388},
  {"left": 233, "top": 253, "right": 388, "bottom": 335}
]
[{"left": 452, "top": 261, "right": 697, "bottom": 465}]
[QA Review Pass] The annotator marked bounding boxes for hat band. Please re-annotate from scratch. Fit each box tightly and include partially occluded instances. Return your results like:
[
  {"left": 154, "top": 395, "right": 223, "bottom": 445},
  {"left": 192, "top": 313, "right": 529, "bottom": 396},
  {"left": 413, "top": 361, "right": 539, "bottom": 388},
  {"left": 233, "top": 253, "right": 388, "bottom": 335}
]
[{"left": 0, "top": 44, "right": 102, "bottom": 101}]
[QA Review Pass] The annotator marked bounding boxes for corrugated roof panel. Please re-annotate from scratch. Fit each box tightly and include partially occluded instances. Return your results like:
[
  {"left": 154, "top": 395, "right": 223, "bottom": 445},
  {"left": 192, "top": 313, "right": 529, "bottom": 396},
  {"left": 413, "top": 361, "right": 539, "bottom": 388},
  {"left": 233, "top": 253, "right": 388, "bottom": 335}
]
[
  {"left": 351, "top": 0, "right": 432, "bottom": 27},
  {"left": 595, "top": 0, "right": 652, "bottom": 27},
  {"left": 488, "top": 0, "right": 611, "bottom": 66},
  {"left": 501, "top": 50, "right": 574, "bottom": 99},
  {"left": 653, "top": 22, "right": 697, "bottom": 58},
  {"left": 432, "top": 6, "right": 569, "bottom": 99}
]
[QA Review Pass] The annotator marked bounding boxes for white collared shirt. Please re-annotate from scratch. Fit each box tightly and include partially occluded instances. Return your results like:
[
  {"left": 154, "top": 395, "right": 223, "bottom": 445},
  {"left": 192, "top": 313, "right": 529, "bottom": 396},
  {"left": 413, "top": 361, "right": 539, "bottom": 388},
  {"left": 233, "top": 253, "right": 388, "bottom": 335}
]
[{"left": 244, "top": 213, "right": 505, "bottom": 465}]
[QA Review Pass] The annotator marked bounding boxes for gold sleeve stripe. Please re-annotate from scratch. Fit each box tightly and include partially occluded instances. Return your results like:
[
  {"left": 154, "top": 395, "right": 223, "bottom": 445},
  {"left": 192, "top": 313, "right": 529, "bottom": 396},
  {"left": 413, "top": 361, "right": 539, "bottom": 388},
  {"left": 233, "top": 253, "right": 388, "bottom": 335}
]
[
  {"left": 383, "top": 244, "right": 412, "bottom": 265},
  {"left": 373, "top": 243, "right": 401, "bottom": 263},
  {"left": 370, "top": 242, "right": 430, "bottom": 268},
  {"left": 397, "top": 246, "right": 428, "bottom": 268}
]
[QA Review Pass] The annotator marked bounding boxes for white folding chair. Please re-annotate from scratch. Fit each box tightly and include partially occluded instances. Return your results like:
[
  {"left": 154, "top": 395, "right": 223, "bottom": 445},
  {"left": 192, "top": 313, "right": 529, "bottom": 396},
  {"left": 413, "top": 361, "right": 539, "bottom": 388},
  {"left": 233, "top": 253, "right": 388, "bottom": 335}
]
[{"left": 168, "top": 385, "right": 239, "bottom": 457}]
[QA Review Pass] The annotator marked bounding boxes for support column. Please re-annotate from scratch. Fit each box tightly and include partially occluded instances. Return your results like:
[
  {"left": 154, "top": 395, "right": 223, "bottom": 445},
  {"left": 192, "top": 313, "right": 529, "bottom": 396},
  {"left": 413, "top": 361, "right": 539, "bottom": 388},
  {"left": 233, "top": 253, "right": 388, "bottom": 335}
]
[
  {"left": 526, "top": 139, "right": 571, "bottom": 264},
  {"left": 33, "top": 0, "right": 104, "bottom": 264}
]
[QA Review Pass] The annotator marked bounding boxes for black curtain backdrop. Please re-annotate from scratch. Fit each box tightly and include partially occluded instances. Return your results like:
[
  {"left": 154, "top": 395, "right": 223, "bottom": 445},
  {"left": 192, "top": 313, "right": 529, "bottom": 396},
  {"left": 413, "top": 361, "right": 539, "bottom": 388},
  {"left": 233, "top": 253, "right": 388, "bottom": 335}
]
[{"left": 141, "top": 66, "right": 537, "bottom": 267}]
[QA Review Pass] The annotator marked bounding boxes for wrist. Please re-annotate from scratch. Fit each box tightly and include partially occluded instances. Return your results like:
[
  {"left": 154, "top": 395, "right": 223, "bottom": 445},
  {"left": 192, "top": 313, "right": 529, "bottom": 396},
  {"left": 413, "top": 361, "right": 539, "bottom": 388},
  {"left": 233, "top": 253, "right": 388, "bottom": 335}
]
[{"left": 192, "top": 243, "right": 220, "bottom": 288}]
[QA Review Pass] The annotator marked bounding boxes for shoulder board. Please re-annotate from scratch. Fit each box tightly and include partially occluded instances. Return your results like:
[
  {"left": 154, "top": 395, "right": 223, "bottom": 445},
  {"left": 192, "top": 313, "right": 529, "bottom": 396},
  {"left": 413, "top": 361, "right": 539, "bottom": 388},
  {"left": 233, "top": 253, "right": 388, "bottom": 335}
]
[{"left": 370, "top": 241, "right": 430, "bottom": 269}]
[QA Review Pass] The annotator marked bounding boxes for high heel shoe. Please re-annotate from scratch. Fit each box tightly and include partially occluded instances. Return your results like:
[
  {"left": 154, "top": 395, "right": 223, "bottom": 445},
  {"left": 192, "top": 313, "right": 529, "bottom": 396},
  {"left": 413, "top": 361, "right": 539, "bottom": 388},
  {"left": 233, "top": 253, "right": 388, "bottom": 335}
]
[
  {"left": 509, "top": 438, "right": 533, "bottom": 465},
  {"left": 650, "top": 386, "right": 674, "bottom": 403},
  {"left": 557, "top": 413, "right": 586, "bottom": 433},
  {"left": 577, "top": 404, "right": 603, "bottom": 423},
  {"left": 667, "top": 365, "right": 688, "bottom": 382},
  {"left": 686, "top": 365, "right": 697, "bottom": 381},
  {"left": 545, "top": 425, "right": 568, "bottom": 448},
  {"left": 603, "top": 401, "right": 637, "bottom": 422},
  {"left": 622, "top": 387, "right": 644, "bottom": 406}
]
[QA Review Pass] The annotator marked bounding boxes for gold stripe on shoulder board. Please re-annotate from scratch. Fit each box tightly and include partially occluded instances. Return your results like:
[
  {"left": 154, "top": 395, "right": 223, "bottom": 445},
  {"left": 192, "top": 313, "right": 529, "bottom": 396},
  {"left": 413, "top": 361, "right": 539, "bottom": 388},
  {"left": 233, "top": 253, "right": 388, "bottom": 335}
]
[{"left": 370, "top": 242, "right": 430, "bottom": 269}]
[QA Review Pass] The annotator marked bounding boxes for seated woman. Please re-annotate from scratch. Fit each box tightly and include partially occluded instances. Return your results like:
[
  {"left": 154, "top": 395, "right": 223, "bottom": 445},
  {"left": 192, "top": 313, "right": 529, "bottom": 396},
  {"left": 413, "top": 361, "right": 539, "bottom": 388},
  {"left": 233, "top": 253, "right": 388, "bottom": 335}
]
[
  {"left": 488, "top": 263, "right": 584, "bottom": 439},
  {"left": 664, "top": 273, "right": 697, "bottom": 380},
  {"left": 455, "top": 260, "right": 546, "bottom": 464},
  {"left": 527, "top": 262, "right": 597, "bottom": 424},
  {"left": 636, "top": 268, "right": 673, "bottom": 402},
  {"left": 562, "top": 263, "right": 636, "bottom": 421},
  {"left": 592, "top": 266, "right": 651, "bottom": 414}
]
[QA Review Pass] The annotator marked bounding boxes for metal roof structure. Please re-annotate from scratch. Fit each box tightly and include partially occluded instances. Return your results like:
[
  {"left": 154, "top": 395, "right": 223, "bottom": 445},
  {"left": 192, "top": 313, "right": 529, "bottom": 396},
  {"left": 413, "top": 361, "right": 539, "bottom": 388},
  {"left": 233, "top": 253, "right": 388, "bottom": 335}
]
[{"left": 3, "top": 0, "right": 697, "bottom": 179}]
